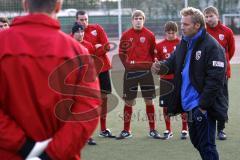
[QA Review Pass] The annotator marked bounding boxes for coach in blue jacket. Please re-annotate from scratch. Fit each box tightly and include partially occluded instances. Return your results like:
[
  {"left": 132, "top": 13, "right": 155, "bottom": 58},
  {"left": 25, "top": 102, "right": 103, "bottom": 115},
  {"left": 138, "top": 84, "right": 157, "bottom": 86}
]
[{"left": 152, "top": 7, "right": 227, "bottom": 160}]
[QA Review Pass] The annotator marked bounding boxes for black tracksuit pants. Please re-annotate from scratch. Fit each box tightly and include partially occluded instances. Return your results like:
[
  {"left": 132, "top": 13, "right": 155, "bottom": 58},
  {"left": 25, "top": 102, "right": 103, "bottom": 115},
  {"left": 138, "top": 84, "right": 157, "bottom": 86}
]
[{"left": 188, "top": 107, "right": 219, "bottom": 160}]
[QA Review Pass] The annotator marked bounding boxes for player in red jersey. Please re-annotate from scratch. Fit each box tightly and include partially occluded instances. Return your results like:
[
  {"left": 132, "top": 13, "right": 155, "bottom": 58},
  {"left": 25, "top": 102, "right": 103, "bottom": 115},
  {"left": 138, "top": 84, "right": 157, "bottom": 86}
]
[
  {"left": 116, "top": 10, "right": 161, "bottom": 139},
  {"left": 75, "top": 10, "right": 115, "bottom": 138},
  {"left": 204, "top": 6, "right": 236, "bottom": 140},
  {"left": 155, "top": 21, "right": 188, "bottom": 140},
  {"left": 72, "top": 23, "right": 101, "bottom": 145},
  {"left": 0, "top": 0, "right": 101, "bottom": 159},
  {"left": 72, "top": 24, "right": 95, "bottom": 56}
]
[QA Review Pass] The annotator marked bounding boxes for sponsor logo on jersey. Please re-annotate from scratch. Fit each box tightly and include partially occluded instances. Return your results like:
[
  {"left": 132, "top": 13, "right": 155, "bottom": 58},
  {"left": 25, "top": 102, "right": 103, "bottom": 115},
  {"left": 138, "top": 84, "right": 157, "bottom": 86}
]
[{"left": 212, "top": 61, "right": 224, "bottom": 68}]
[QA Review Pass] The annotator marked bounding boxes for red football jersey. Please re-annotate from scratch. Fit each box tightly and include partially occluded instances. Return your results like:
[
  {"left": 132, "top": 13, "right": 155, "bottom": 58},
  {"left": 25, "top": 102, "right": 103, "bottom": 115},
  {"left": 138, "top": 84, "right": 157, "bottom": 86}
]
[
  {"left": 155, "top": 38, "right": 180, "bottom": 79},
  {"left": 84, "top": 24, "right": 111, "bottom": 72},
  {"left": 119, "top": 27, "right": 156, "bottom": 70},
  {"left": 206, "top": 21, "right": 235, "bottom": 78}
]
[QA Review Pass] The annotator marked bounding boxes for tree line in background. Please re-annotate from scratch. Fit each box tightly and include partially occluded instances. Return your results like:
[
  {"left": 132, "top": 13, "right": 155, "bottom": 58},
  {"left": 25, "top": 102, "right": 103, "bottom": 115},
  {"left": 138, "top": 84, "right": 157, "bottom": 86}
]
[{"left": 0, "top": 0, "right": 239, "bottom": 17}]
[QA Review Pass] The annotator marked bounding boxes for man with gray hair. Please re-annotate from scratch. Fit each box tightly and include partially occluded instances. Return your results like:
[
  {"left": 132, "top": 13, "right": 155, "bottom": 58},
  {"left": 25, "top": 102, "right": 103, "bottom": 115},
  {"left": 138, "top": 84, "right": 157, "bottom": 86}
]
[{"left": 152, "top": 7, "right": 227, "bottom": 159}]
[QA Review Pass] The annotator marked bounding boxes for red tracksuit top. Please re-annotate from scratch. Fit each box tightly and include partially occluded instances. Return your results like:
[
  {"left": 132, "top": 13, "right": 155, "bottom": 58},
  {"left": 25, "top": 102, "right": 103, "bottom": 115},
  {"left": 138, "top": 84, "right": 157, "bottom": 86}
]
[
  {"left": 119, "top": 27, "right": 156, "bottom": 70},
  {"left": 83, "top": 24, "right": 111, "bottom": 73},
  {"left": 0, "top": 14, "right": 101, "bottom": 160},
  {"left": 80, "top": 40, "right": 95, "bottom": 55},
  {"left": 155, "top": 38, "right": 180, "bottom": 79},
  {"left": 206, "top": 21, "right": 235, "bottom": 78},
  {"left": 80, "top": 40, "right": 105, "bottom": 74}
]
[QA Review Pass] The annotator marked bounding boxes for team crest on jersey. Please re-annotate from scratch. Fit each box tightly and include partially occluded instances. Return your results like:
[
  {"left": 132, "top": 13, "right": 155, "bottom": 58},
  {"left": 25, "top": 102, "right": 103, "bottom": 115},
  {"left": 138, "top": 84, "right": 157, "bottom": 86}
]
[
  {"left": 140, "top": 37, "right": 146, "bottom": 43},
  {"left": 195, "top": 50, "right": 201, "bottom": 60},
  {"left": 219, "top": 34, "right": 224, "bottom": 41},
  {"left": 163, "top": 46, "right": 167, "bottom": 53},
  {"left": 91, "top": 30, "right": 97, "bottom": 36},
  {"left": 129, "top": 38, "right": 133, "bottom": 42},
  {"left": 197, "top": 116, "right": 202, "bottom": 122}
]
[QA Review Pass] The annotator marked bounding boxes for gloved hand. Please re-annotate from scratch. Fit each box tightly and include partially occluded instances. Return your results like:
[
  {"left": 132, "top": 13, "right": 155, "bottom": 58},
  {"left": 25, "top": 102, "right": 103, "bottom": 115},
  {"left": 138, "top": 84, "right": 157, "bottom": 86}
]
[{"left": 26, "top": 138, "right": 52, "bottom": 159}]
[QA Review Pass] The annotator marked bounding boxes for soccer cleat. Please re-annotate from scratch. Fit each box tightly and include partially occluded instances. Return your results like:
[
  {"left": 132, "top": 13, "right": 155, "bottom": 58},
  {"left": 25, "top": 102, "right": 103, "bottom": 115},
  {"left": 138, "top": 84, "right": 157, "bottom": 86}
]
[
  {"left": 116, "top": 130, "right": 132, "bottom": 140},
  {"left": 163, "top": 130, "right": 173, "bottom": 140},
  {"left": 99, "top": 129, "right": 116, "bottom": 138},
  {"left": 180, "top": 130, "right": 189, "bottom": 140},
  {"left": 217, "top": 130, "right": 227, "bottom": 140},
  {"left": 149, "top": 130, "right": 162, "bottom": 139},
  {"left": 87, "top": 138, "right": 97, "bottom": 145}
]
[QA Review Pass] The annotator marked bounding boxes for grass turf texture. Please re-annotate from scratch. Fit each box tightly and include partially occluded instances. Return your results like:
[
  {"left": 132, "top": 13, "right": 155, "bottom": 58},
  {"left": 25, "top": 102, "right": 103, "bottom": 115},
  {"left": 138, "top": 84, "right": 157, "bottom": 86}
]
[{"left": 82, "top": 64, "right": 240, "bottom": 160}]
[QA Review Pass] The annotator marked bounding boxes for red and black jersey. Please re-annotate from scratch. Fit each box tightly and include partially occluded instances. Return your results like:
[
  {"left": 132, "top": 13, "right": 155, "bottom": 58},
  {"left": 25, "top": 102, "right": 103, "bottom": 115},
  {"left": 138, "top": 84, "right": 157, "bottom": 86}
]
[
  {"left": 84, "top": 24, "right": 111, "bottom": 72},
  {"left": 0, "top": 14, "right": 101, "bottom": 160},
  {"left": 119, "top": 27, "right": 156, "bottom": 70},
  {"left": 155, "top": 38, "right": 180, "bottom": 79},
  {"left": 206, "top": 21, "right": 235, "bottom": 78}
]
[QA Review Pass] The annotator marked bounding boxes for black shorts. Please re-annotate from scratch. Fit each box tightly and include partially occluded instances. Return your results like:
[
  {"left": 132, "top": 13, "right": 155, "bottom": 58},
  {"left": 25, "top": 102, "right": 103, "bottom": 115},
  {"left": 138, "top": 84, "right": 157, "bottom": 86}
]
[
  {"left": 99, "top": 70, "right": 112, "bottom": 94},
  {"left": 123, "top": 70, "right": 156, "bottom": 100},
  {"left": 159, "top": 79, "right": 174, "bottom": 107}
]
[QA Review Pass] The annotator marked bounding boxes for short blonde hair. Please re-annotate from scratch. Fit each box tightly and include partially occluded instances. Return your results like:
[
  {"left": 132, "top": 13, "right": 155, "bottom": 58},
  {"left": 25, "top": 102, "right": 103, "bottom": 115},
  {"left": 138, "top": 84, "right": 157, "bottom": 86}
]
[
  {"left": 203, "top": 6, "right": 219, "bottom": 16},
  {"left": 132, "top": 10, "right": 145, "bottom": 20},
  {"left": 180, "top": 7, "right": 205, "bottom": 28}
]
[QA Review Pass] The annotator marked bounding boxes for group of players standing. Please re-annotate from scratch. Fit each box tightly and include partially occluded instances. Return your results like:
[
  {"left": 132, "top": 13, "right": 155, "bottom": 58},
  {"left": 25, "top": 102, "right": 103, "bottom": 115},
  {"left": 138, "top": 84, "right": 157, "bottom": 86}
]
[
  {"left": 0, "top": 1, "right": 235, "bottom": 159},
  {"left": 71, "top": 6, "right": 235, "bottom": 146}
]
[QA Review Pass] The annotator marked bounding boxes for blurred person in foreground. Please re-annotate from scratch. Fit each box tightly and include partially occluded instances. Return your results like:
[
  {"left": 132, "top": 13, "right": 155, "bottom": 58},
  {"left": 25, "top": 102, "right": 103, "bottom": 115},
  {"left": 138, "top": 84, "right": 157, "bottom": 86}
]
[{"left": 0, "top": 0, "right": 101, "bottom": 159}]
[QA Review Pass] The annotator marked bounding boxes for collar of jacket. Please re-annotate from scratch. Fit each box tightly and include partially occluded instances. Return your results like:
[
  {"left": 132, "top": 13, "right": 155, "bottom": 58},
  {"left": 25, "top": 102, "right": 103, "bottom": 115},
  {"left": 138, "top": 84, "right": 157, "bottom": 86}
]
[
  {"left": 182, "top": 28, "right": 206, "bottom": 48},
  {"left": 179, "top": 28, "right": 207, "bottom": 69},
  {"left": 132, "top": 27, "right": 145, "bottom": 33},
  {"left": 183, "top": 28, "right": 204, "bottom": 49},
  {"left": 11, "top": 13, "right": 60, "bottom": 29},
  {"left": 206, "top": 20, "right": 222, "bottom": 30},
  {"left": 164, "top": 37, "right": 180, "bottom": 43}
]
